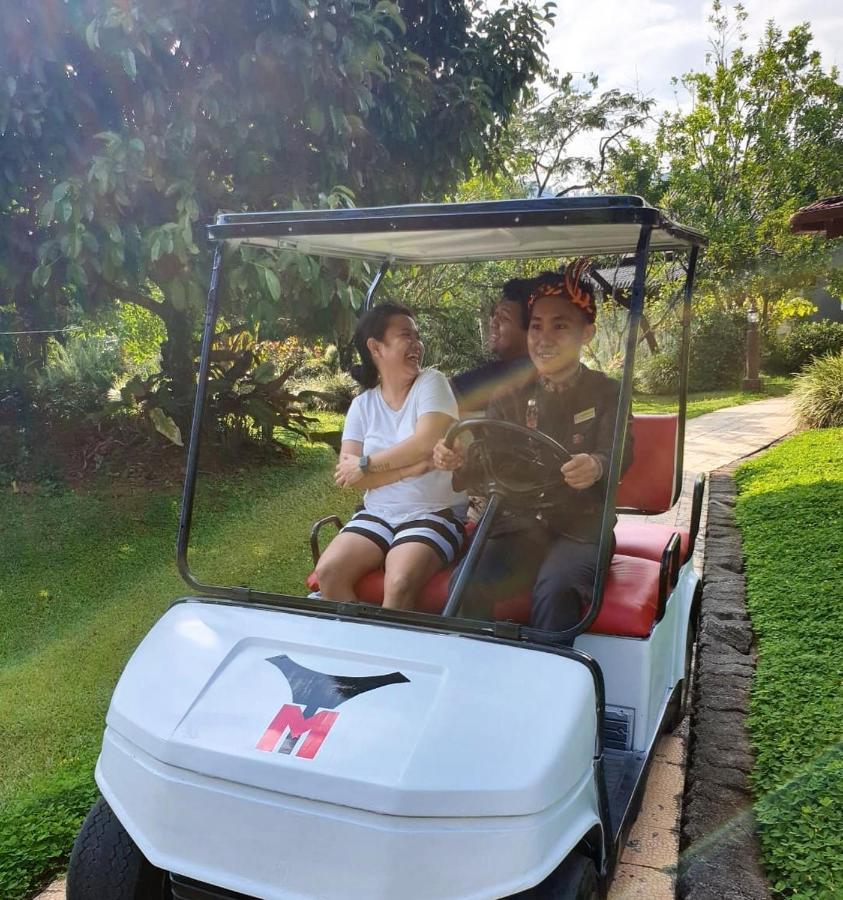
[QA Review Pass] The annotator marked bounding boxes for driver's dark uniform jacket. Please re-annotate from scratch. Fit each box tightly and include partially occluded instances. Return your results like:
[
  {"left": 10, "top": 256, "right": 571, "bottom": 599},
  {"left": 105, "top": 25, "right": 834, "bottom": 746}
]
[{"left": 453, "top": 365, "right": 633, "bottom": 632}]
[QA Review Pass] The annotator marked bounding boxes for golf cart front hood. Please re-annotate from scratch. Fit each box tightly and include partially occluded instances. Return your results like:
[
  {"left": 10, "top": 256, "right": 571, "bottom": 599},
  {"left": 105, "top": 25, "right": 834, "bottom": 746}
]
[{"left": 106, "top": 599, "right": 597, "bottom": 818}]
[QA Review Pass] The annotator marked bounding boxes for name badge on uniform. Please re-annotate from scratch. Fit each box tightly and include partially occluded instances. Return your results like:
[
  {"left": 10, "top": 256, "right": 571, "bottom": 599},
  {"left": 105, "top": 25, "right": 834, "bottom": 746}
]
[{"left": 574, "top": 407, "right": 596, "bottom": 425}]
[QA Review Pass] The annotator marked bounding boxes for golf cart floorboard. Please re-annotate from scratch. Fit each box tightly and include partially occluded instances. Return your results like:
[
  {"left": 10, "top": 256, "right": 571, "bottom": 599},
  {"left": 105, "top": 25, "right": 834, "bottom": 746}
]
[{"left": 603, "top": 748, "right": 648, "bottom": 840}]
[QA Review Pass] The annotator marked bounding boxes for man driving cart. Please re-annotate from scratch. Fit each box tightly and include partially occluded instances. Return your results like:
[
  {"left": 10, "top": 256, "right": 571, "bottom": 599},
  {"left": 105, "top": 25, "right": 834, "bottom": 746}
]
[{"left": 434, "top": 260, "right": 633, "bottom": 632}]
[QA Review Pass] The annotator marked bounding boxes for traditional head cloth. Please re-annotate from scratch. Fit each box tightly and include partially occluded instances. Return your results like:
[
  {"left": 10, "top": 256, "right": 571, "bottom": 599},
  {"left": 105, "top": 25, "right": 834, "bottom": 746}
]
[{"left": 527, "top": 258, "right": 596, "bottom": 323}]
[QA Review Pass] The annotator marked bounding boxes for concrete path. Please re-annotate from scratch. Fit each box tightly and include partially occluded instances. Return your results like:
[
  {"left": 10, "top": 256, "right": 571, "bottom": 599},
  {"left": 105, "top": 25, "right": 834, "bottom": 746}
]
[{"left": 37, "top": 396, "right": 795, "bottom": 900}]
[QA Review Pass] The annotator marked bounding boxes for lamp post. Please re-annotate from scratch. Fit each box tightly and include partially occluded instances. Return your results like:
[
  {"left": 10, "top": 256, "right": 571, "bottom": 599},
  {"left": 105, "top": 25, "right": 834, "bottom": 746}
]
[{"left": 742, "top": 306, "right": 763, "bottom": 392}]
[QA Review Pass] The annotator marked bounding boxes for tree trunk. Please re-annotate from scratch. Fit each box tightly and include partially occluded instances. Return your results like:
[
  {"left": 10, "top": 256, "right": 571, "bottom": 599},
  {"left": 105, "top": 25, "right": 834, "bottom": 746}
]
[{"left": 159, "top": 305, "right": 197, "bottom": 435}]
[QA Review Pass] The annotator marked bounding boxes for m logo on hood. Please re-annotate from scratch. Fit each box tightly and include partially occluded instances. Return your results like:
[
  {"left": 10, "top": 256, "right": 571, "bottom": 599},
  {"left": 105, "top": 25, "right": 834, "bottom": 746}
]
[{"left": 256, "top": 655, "right": 409, "bottom": 759}]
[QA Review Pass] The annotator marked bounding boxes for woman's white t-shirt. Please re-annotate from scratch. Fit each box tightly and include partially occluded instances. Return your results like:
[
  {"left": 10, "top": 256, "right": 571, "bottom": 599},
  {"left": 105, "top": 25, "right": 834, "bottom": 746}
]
[{"left": 342, "top": 368, "right": 467, "bottom": 525}]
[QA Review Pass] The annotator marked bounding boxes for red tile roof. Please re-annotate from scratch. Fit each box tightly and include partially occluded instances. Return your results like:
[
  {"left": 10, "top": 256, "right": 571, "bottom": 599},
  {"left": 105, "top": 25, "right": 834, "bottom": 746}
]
[{"left": 790, "top": 195, "right": 843, "bottom": 239}]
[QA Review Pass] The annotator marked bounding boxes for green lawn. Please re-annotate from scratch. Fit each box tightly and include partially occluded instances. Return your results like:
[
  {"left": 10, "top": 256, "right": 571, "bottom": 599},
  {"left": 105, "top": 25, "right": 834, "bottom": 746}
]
[
  {"left": 734, "top": 429, "right": 843, "bottom": 899},
  {"left": 0, "top": 441, "right": 354, "bottom": 898},
  {"left": 634, "top": 376, "right": 792, "bottom": 418}
]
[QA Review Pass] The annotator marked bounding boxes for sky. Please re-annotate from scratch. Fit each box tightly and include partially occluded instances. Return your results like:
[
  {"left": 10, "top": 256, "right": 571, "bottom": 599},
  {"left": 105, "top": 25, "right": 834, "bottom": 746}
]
[{"left": 542, "top": 0, "right": 843, "bottom": 124}]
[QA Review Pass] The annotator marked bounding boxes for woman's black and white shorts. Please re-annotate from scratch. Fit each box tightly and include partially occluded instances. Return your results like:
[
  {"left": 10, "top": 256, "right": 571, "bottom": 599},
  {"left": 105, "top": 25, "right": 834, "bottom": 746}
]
[{"left": 341, "top": 508, "right": 466, "bottom": 564}]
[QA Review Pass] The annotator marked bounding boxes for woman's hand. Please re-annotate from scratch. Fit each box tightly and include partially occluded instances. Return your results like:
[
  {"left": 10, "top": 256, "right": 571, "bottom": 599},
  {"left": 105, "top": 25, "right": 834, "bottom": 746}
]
[
  {"left": 561, "top": 454, "right": 602, "bottom": 490},
  {"left": 335, "top": 453, "right": 365, "bottom": 488},
  {"left": 432, "top": 439, "right": 464, "bottom": 472}
]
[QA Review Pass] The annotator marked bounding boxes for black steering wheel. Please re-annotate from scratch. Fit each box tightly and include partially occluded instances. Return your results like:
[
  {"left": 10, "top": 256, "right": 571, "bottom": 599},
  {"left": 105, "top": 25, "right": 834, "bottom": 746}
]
[{"left": 444, "top": 418, "right": 573, "bottom": 509}]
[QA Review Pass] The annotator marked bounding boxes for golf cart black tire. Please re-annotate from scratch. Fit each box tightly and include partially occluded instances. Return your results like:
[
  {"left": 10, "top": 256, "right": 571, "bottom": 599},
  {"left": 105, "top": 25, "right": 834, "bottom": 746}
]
[
  {"left": 510, "top": 851, "right": 600, "bottom": 899},
  {"left": 67, "top": 795, "right": 170, "bottom": 900},
  {"left": 666, "top": 582, "right": 702, "bottom": 733}
]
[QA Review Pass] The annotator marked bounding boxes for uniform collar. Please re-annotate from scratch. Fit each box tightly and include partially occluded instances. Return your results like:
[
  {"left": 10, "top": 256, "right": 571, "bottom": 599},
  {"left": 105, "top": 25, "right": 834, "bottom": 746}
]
[{"left": 538, "top": 363, "right": 584, "bottom": 394}]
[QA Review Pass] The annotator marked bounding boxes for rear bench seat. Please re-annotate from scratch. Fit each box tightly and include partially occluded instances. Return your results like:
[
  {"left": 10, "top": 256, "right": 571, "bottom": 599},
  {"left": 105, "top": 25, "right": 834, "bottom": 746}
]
[{"left": 307, "top": 415, "right": 703, "bottom": 639}]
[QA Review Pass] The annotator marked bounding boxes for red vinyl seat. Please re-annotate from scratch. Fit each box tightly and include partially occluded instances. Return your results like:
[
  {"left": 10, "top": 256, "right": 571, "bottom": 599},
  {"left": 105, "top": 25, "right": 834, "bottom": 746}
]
[
  {"left": 614, "top": 520, "right": 690, "bottom": 564},
  {"left": 306, "top": 552, "right": 661, "bottom": 638}
]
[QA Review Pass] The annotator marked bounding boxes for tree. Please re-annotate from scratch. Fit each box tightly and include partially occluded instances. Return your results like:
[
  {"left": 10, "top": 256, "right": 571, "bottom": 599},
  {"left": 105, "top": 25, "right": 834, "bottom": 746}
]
[
  {"left": 501, "top": 69, "right": 654, "bottom": 196},
  {"left": 648, "top": 2, "right": 843, "bottom": 323},
  {"left": 0, "top": 0, "right": 552, "bottom": 426}
]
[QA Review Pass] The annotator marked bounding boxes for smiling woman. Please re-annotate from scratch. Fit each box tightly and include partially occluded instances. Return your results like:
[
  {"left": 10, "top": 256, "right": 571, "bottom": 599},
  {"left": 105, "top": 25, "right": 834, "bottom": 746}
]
[{"left": 313, "top": 303, "right": 467, "bottom": 612}]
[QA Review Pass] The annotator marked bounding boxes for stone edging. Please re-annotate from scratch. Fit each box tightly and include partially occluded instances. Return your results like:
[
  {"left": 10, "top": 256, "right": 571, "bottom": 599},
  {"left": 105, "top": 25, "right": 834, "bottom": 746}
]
[{"left": 677, "top": 462, "right": 770, "bottom": 900}]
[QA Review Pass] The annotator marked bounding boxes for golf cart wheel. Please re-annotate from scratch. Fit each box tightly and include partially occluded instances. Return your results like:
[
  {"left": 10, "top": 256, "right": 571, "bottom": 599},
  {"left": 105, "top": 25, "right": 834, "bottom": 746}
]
[
  {"left": 666, "top": 582, "right": 702, "bottom": 732},
  {"left": 511, "top": 851, "right": 599, "bottom": 899},
  {"left": 67, "top": 795, "right": 171, "bottom": 900}
]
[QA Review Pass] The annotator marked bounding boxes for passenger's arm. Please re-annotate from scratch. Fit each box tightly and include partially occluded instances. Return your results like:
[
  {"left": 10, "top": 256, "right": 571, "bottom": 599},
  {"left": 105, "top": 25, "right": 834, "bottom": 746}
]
[{"left": 334, "top": 440, "right": 433, "bottom": 489}]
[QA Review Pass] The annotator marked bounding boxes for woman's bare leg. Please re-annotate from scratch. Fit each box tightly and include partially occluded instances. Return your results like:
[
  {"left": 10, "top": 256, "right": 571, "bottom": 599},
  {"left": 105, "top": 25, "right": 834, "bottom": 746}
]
[
  {"left": 382, "top": 542, "right": 445, "bottom": 611},
  {"left": 315, "top": 532, "right": 385, "bottom": 601}
]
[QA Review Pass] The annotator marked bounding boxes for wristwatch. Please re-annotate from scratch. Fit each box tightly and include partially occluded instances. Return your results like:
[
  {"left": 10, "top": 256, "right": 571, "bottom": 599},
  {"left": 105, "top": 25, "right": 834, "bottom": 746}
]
[{"left": 358, "top": 455, "right": 370, "bottom": 472}]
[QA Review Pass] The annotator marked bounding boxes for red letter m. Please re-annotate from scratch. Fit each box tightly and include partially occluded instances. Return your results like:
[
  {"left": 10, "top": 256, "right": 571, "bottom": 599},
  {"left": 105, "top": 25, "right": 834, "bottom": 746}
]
[{"left": 256, "top": 704, "right": 339, "bottom": 759}]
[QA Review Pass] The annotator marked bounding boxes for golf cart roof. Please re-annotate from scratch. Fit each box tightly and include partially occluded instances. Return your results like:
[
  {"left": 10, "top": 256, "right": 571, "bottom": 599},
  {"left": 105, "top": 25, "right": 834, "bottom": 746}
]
[{"left": 208, "top": 195, "right": 707, "bottom": 265}]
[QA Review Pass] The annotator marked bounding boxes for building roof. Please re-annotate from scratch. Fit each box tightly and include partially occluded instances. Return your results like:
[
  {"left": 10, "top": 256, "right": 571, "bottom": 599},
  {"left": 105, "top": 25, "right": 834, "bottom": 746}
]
[{"left": 790, "top": 196, "right": 843, "bottom": 239}]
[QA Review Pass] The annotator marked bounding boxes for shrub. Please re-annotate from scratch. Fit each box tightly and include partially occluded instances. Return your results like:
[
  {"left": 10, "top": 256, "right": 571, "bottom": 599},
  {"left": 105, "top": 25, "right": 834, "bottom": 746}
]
[
  {"left": 636, "top": 351, "right": 680, "bottom": 394},
  {"left": 34, "top": 335, "right": 122, "bottom": 422},
  {"left": 793, "top": 351, "right": 843, "bottom": 429},
  {"left": 764, "top": 321, "right": 843, "bottom": 375},
  {"left": 688, "top": 306, "right": 745, "bottom": 391},
  {"left": 635, "top": 306, "right": 745, "bottom": 394},
  {"left": 294, "top": 371, "right": 358, "bottom": 413}
]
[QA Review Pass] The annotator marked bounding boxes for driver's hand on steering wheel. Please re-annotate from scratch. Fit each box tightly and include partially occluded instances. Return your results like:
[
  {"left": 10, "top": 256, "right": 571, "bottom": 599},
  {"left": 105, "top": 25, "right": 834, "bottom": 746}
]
[
  {"left": 561, "top": 453, "right": 603, "bottom": 490},
  {"left": 432, "top": 438, "right": 464, "bottom": 471}
]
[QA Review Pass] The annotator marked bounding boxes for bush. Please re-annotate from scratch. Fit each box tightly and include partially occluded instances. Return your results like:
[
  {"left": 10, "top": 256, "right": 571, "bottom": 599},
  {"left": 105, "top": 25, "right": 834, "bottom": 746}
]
[
  {"left": 34, "top": 335, "right": 122, "bottom": 422},
  {"left": 636, "top": 351, "right": 680, "bottom": 394},
  {"left": 764, "top": 321, "right": 843, "bottom": 375},
  {"left": 688, "top": 306, "right": 745, "bottom": 391},
  {"left": 294, "top": 371, "right": 358, "bottom": 413},
  {"left": 793, "top": 351, "right": 843, "bottom": 429},
  {"left": 635, "top": 306, "right": 745, "bottom": 394}
]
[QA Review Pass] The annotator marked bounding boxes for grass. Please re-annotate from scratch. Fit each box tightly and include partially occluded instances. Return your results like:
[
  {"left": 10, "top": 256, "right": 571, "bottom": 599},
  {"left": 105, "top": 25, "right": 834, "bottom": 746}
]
[
  {"left": 634, "top": 376, "right": 792, "bottom": 418},
  {"left": 0, "top": 438, "right": 355, "bottom": 899},
  {"left": 734, "top": 429, "right": 843, "bottom": 899}
]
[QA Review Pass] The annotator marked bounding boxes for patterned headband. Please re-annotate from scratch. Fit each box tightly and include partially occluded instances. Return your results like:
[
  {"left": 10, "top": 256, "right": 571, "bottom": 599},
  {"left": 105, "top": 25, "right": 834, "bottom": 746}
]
[{"left": 527, "top": 258, "right": 596, "bottom": 322}]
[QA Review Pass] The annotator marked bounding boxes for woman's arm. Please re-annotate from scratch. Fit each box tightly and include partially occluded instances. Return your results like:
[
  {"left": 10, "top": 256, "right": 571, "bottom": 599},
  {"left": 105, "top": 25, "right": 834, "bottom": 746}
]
[
  {"left": 334, "top": 440, "right": 432, "bottom": 489},
  {"left": 366, "top": 411, "right": 454, "bottom": 473}
]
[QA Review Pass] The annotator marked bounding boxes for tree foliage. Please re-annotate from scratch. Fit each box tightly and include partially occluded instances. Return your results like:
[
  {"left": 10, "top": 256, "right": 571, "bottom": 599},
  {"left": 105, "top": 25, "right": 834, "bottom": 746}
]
[
  {"left": 502, "top": 69, "right": 654, "bottom": 196},
  {"left": 617, "top": 2, "right": 843, "bottom": 319},
  {"left": 0, "top": 0, "right": 552, "bottom": 423}
]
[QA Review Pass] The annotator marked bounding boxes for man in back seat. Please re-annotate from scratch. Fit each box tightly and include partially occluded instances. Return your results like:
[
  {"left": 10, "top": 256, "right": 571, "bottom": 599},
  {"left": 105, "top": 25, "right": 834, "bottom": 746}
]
[
  {"left": 433, "top": 261, "right": 634, "bottom": 634},
  {"left": 450, "top": 278, "right": 534, "bottom": 417}
]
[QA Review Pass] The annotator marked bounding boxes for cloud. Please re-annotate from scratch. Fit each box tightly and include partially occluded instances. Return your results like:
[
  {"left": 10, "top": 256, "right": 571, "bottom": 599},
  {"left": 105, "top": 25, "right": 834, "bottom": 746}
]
[{"left": 544, "top": 0, "right": 843, "bottom": 110}]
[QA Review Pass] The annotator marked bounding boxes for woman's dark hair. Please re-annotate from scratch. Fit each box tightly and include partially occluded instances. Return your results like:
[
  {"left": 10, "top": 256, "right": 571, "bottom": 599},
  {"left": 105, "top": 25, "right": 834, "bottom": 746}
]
[{"left": 350, "top": 302, "right": 415, "bottom": 389}]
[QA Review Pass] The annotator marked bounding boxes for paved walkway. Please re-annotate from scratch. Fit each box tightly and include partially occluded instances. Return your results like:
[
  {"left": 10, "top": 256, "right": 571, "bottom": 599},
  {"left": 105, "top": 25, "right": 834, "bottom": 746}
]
[{"left": 37, "top": 397, "right": 795, "bottom": 900}]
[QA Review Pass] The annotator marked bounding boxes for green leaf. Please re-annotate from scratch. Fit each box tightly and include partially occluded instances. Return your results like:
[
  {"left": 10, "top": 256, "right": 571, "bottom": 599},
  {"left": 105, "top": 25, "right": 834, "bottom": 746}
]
[
  {"left": 85, "top": 20, "right": 100, "bottom": 50},
  {"left": 32, "top": 265, "right": 51, "bottom": 288},
  {"left": 322, "top": 21, "right": 337, "bottom": 44},
  {"left": 168, "top": 280, "right": 186, "bottom": 311},
  {"left": 128, "top": 138, "right": 145, "bottom": 155},
  {"left": 149, "top": 407, "right": 183, "bottom": 446},
  {"left": 52, "top": 182, "right": 70, "bottom": 203},
  {"left": 121, "top": 50, "right": 137, "bottom": 79},
  {"left": 40, "top": 200, "right": 55, "bottom": 226},
  {"left": 306, "top": 105, "right": 326, "bottom": 135},
  {"left": 263, "top": 267, "right": 282, "bottom": 301},
  {"left": 252, "top": 361, "right": 277, "bottom": 384}
]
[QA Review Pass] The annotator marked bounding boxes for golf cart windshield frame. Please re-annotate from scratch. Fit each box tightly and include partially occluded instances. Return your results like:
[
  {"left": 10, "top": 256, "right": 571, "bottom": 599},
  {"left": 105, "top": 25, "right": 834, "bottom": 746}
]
[{"left": 179, "top": 196, "right": 705, "bottom": 644}]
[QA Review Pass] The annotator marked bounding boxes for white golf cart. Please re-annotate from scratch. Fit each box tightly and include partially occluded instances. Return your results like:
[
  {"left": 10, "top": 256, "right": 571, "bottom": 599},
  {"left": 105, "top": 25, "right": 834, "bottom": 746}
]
[{"left": 67, "top": 196, "right": 707, "bottom": 900}]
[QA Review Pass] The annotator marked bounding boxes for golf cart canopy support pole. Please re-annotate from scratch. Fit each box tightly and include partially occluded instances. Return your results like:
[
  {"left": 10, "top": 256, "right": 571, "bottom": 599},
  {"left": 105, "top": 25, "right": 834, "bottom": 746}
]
[
  {"left": 177, "top": 244, "right": 227, "bottom": 594},
  {"left": 673, "top": 245, "right": 699, "bottom": 502},
  {"left": 364, "top": 261, "right": 389, "bottom": 311}
]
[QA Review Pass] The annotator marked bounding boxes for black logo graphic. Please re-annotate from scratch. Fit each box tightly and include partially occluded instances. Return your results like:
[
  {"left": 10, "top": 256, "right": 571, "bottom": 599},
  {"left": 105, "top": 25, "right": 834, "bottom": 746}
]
[{"left": 268, "top": 654, "right": 410, "bottom": 716}]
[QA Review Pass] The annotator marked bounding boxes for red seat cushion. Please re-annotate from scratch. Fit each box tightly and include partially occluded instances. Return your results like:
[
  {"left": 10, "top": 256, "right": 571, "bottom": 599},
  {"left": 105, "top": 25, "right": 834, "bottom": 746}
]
[
  {"left": 614, "top": 521, "right": 690, "bottom": 563},
  {"left": 306, "top": 553, "right": 661, "bottom": 638},
  {"left": 616, "top": 415, "right": 678, "bottom": 514}
]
